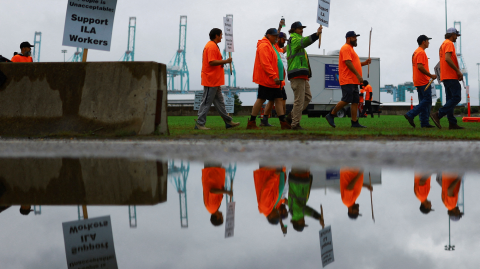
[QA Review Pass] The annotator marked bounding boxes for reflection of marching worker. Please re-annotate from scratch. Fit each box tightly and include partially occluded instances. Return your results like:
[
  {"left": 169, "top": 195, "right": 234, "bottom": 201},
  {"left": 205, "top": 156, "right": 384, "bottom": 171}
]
[
  {"left": 288, "top": 168, "right": 323, "bottom": 232},
  {"left": 358, "top": 85, "right": 366, "bottom": 118},
  {"left": 340, "top": 167, "right": 372, "bottom": 219},
  {"left": 202, "top": 163, "right": 232, "bottom": 227},
  {"left": 285, "top": 22, "right": 323, "bottom": 130},
  {"left": 11, "top": 42, "right": 34, "bottom": 62},
  {"left": 262, "top": 25, "right": 289, "bottom": 127},
  {"left": 253, "top": 165, "right": 288, "bottom": 227},
  {"left": 361, "top": 80, "right": 374, "bottom": 118},
  {"left": 404, "top": 35, "right": 437, "bottom": 128},
  {"left": 440, "top": 173, "right": 463, "bottom": 221},
  {"left": 195, "top": 28, "right": 240, "bottom": 130},
  {"left": 247, "top": 28, "right": 291, "bottom": 130},
  {"left": 414, "top": 172, "right": 433, "bottom": 214},
  {"left": 430, "top": 28, "right": 465, "bottom": 130},
  {"left": 326, "top": 31, "right": 371, "bottom": 128}
]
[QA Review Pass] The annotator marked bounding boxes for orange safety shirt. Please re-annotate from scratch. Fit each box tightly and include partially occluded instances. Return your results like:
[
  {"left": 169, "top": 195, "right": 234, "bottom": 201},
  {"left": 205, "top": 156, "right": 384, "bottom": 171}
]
[
  {"left": 11, "top": 54, "right": 33, "bottom": 63},
  {"left": 339, "top": 43, "right": 362, "bottom": 85},
  {"left": 253, "top": 167, "right": 285, "bottom": 216},
  {"left": 202, "top": 167, "right": 225, "bottom": 214},
  {"left": 274, "top": 43, "right": 286, "bottom": 88},
  {"left": 414, "top": 174, "right": 431, "bottom": 202},
  {"left": 340, "top": 168, "right": 364, "bottom": 207},
  {"left": 364, "top": 85, "right": 373, "bottom": 101},
  {"left": 412, "top": 47, "right": 430, "bottom": 86},
  {"left": 439, "top": 40, "right": 459, "bottom": 81},
  {"left": 359, "top": 87, "right": 365, "bottom": 103},
  {"left": 201, "top": 41, "right": 225, "bottom": 87},
  {"left": 441, "top": 173, "right": 461, "bottom": 210},
  {"left": 253, "top": 37, "right": 280, "bottom": 88}
]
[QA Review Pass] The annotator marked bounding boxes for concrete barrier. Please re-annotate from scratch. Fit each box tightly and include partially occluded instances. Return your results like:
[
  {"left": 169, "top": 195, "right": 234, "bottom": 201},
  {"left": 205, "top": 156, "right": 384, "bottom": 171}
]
[
  {"left": 0, "top": 158, "right": 167, "bottom": 205},
  {"left": 0, "top": 62, "right": 168, "bottom": 136}
]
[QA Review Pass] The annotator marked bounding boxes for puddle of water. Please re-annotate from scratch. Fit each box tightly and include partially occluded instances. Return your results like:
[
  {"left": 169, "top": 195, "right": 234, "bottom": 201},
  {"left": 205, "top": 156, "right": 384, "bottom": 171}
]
[{"left": 1, "top": 157, "right": 478, "bottom": 268}]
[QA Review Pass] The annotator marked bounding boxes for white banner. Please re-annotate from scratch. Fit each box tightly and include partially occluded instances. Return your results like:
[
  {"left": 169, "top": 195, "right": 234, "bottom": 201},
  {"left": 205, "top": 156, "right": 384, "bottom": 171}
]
[
  {"left": 319, "top": 225, "right": 334, "bottom": 268},
  {"left": 223, "top": 17, "right": 234, "bottom": 52},
  {"left": 62, "top": 0, "right": 118, "bottom": 51},
  {"left": 225, "top": 202, "right": 236, "bottom": 238},
  {"left": 63, "top": 216, "right": 118, "bottom": 269},
  {"left": 317, "top": 0, "right": 331, "bottom": 27}
]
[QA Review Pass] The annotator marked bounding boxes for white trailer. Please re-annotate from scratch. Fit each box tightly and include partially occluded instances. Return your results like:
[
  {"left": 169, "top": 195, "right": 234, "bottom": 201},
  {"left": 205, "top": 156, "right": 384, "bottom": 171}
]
[{"left": 285, "top": 54, "right": 381, "bottom": 117}]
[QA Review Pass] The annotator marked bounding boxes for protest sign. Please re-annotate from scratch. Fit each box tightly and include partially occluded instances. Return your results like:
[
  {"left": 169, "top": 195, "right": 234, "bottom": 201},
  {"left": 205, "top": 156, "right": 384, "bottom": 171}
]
[
  {"left": 317, "top": 0, "right": 331, "bottom": 27},
  {"left": 225, "top": 202, "right": 236, "bottom": 238},
  {"left": 319, "top": 225, "right": 334, "bottom": 267}
]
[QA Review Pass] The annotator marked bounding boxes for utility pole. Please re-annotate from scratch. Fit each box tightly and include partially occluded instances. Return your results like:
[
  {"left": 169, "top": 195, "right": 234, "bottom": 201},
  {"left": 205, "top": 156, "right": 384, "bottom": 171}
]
[
  {"left": 445, "top": 0, "right": 448, "bottom": 32},
  {"left": 62, "top": 50, "right": 67, "bottom": 62},
  {"left": 477, "top": 63, "right": 480, "bottom": 106}
]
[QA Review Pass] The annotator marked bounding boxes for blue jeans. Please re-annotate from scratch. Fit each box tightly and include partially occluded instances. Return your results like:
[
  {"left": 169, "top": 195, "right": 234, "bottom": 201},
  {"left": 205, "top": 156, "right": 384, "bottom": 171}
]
[
  {"left": 439, "top": 80, "right": 462, "bottom": 124},
  {"left": 406, "top": 84, "right": 432, "bottom": 127}
]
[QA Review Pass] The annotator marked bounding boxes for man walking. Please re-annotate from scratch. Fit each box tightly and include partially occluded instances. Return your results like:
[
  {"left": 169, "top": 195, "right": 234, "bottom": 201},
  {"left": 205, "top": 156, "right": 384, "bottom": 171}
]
[
  {"left": 339, "top": 167, "right": 372, "bottom": 219},
  {"left": 11, "top": 42, "right": 34, "bottom": 62},
  {"left": 285, "top": 22, "right": 323, "bottom": 130},
  {"left": 414, "top": 172, "right": 433, "bottom": 214},
  {"left": 404, "top": 35, "right": 437, "bottom": 128},
  {"left": 326, "top": 31, "right": 371, "bottom": 128},
  {"left": 195, "top": 28, "right": 240, "bottom": 130},
  {"left": 430, "top": 28, "right": 464, "bottom": 130},
  {"left": 361, "top": 80, "right": 374, "bottom": 118},
  {"left": 247, "top": 28, "right": 290, "bottom": 130}
]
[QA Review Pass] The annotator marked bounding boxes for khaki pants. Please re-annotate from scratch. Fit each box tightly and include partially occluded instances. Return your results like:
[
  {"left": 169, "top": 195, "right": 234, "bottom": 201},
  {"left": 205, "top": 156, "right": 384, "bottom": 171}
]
[{"left": 290, "top": 79, "right": 312, "bottom": 127}]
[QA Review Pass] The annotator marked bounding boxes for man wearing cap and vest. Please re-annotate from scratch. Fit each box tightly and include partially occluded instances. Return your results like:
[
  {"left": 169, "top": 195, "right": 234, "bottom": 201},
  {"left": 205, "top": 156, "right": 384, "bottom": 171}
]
[
  {"left": 340, "top": 168, "right": 372, "bottom": 219},
  {"left": 285, "top": 22, "right": 323, "bottom": 130},
  {"left": 196, "top": 28, "right": 241, "bottom": 130},
  {"left": 253, "top": 165, "right": 288, "bottom": 225},
  {"left": 202, "top": 163, "right": 233, "bottom": 227},
  {"left": 361, "top": 80, "right": 374, "bottom": 118},
  {"left": 404, "top": 35, "right": 437, "bottom": 128},
  {"left": 261, "top": 30, "right": 289, "bottom": 127},
  {"left": 414, "top": 172, "right": 433, "bottom": 214},
  {"left": 247, "top": 28, "right": 291, "bottom": 130},
  {"left": 430, "top": 28, "right": 465, "bottom": 130},
  {"left": 326, "top": 31, "right": 371, "bottom": 128},
  {"left": 440, "top": 172, "right": 463, "bottom": 221},
  {"left": 11, "top": 42, "right": 34, "bottom": 62},
  {"left": 288, "top": 167, "right": 323, "bottom": 232}
]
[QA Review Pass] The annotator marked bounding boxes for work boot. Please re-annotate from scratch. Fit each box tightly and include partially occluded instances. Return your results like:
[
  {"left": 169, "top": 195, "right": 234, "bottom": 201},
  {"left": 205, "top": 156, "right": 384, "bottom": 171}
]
[
  {"left": 291, "top": 124, "right": 305, "bottom": 130},
  {"left": 260, "top": 116, "right": 274, "bottom": 127},
  {"left": 194, "top": 123, "right": 211, "bottom": 130},
  {"left": 449, "top": 122, "right": 465, "bottom": 130},
  {"left": 430, "top": 112, "right": 442, "bottom": 129},
  {"left": 285, "top": 114, "right": 293, "bottom": 125},
  {"left": 404, "top": 114, "right": 416, "bottom": 128},
  {"left": 351, "top": 120, "right": 367, "bottom": 128},
  {"left": 246, "top": 120, "right": 261, "bottom": 130},
  {"left": 225, "top": 120, "right": 240, "bottom": 129},
  {"left": 325, "top": 113, "right": 336, "bottom": 128},
  {"left": 280, "top": 121, "right": 291, "bottom": 130}
]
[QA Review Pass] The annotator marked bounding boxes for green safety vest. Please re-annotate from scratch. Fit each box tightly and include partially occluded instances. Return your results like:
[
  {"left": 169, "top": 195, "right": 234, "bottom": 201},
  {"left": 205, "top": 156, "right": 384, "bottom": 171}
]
[{"left": 286, "top": 32, "right": 315, "bottom": 80}]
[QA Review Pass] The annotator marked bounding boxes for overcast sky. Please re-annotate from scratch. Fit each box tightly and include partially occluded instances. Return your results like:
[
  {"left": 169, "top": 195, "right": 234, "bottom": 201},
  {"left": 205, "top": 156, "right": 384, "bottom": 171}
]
[
  {"left": 1, "top": 0, "right": 479, "bottom": 105},
  {"left": 1, "top": 161, "right": 479, "bottom": 268}
]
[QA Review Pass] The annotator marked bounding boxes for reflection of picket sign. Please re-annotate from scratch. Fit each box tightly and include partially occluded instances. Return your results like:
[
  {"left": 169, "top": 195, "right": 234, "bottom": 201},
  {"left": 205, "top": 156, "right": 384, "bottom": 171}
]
[
  {"left": 62, "top": 216, "right": 118, "bottom": 269},
  {"left": 319, "top": 225, "right": 334, "bottom": 268},
  {"left": 225, "top": 202, "right": 235, "bottom": 238},
  {"left": 225, "top": 96, "right": 235, "bottom": 114},
  {"left": 317, "top": 0, "right": 331, "bottom": 27},
  {"left": 193, "top": 91, "right": 203, "bottom": 111}
]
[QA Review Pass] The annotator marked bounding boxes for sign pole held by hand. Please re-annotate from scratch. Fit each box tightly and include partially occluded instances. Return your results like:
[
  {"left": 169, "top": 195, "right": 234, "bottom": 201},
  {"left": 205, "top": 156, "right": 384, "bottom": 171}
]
[
  {"left": 369, "top": 172, "right": 375, "bottom": 223},
  {"left": 424, "top": 79, "right": 434, "bottom": 92},
  {"left": 316, "top": 0, "right": 330, "bottom": 48},
  {"left": 368, "top": 28, "right": 372, "bottom": 78},
  {"left": 82, "top": 49, "right": 88, "bottom": 62}
]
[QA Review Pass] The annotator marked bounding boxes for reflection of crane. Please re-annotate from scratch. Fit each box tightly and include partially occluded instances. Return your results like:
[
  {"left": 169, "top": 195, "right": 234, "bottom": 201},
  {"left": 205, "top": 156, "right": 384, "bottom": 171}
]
[
  {"left": 224, "top": 163, "right": 236, "bottom": 203},
  {"left": 168, "top": 160, "right": 190, "bottom": 228},
  {"left": 34, "top": 205, "right": 41, "bottom": 215},
  {"left": 32, "top": 32, "right": 42, "bottom": 62},
  {"left": 128, "top": 205, "right": 137, "bottom": 228},
  {"left": 121, "top": 17, "right": 136, "bottom": 62},
  {"left": 222, "top": 14, "right": 236, "bottom": 87},
  {"left": 445, "top": 177, "right": 464, "bottom": 251},
  {"left": 167, "top": 16, "right": 190, "bottom": 93}
]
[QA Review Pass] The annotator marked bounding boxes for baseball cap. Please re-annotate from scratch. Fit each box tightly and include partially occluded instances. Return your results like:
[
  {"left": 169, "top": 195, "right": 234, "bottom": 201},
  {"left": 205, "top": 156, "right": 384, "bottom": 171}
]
[
  {"left": 446, "top": 28, "right": 461, "bottom": 36},
  {"left": 265, "top": 28, "right": 279, "bottom": 36},
  {"left": 20, "top": 42, "right": 34, "bottom": 49},
  {"left": 290, "top": 21, "right": 306, "bottom": 30},
  {"left": 346, "top": 31, "right": 360, "bottom": 38},
  {"left": 279, "top": 32, "right": 287, "bottom": 39},
  {"left": 417, "top": 35, "right": 432, "bottom": 44}
]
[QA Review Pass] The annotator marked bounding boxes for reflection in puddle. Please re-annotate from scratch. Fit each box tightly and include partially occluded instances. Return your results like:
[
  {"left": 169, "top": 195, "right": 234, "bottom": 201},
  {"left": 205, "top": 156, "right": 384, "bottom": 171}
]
[{"left": 0, "top": 157, "right": 476, "bottom": 268}]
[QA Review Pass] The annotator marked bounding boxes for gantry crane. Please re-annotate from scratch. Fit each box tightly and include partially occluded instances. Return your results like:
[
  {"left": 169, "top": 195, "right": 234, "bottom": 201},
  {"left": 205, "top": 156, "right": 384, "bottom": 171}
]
[
  {"left": 69, "top": 47, "right": 84, "bottom": 62},
  {"left": 167, "top": 16, "right": 190, "bottom": 93},
  {"left": 122, "top": 17, "right": 136, "bottom": 62},
  {"left": 168, "top": 160, "right": 190, "bottom": 228},
  {"left": 32, "top": 32, "right": 41, "bottom": 62}
]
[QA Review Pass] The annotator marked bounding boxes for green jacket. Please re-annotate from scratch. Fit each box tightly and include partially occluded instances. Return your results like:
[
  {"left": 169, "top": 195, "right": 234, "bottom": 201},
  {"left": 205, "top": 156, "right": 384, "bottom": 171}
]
[
  {"left": 288, "top": 173, "right": 321, "bottom": 221},
  {"left": 286, "top": 32, "right": 319, "bottom": 80}
]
